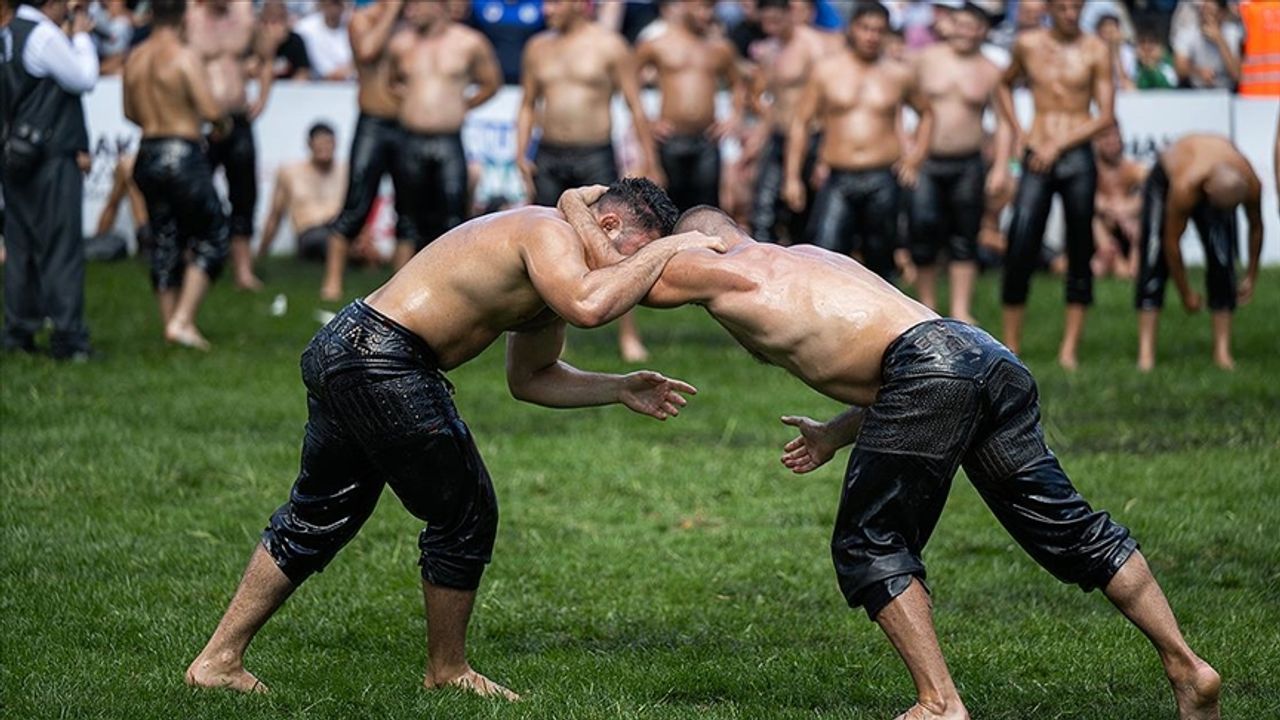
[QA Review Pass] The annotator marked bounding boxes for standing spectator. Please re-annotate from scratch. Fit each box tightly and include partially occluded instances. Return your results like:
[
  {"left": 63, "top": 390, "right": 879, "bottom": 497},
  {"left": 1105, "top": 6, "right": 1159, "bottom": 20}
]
[
  {"left": 1172, "top": 0, "right": 1241, "bottom": 90},
  {"left": 1096, "top": 13, "right": 1136, "bottom": 90},
  {"left": 261, "top": 0, "right": 312, "bottom": 80},
  {"left": 91, "top": 0, "right": 132, "bottom": 74},
  {"left": 1133, "top": 23, "right": 1177, "bottom": 89},
  {"left": 469, "top": 0, "right": 543, "bottom": 85},
  {"left": 1237, "top": 0, "right": 1280, "bottom": 97},
  {"left": 296, "top": 0, "right": 353, "bottom": 81},
  {"left": 2, "top": 0, "right": 99, "bottom": 360}
]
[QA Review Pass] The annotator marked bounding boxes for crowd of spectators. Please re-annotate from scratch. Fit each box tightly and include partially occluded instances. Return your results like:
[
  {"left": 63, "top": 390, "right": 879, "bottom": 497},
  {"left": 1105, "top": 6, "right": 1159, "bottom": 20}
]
[{"left": 73, "top": 0, "right": 1274, "bottom": 96}]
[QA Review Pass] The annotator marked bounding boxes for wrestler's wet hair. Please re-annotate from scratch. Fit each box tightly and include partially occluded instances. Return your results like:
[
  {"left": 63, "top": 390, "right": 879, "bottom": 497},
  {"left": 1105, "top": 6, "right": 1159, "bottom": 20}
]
[
  {"left": 851, "top": 1, "right": 891, "bottom": 25},
  {"left": 673, "top": 205, "right": 749, "bottom": 241},
  {"left": 597, "top": 177, "right": 679, "bottom": 238},
  {"left": 151, "top": 0, "right": 187, "bottom": 26}
]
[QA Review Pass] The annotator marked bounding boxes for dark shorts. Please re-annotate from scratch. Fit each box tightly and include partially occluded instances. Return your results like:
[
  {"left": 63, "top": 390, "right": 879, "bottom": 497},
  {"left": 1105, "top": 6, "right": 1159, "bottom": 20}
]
[
  {"left": 396, "top": 130, "right": 468, "bottom": 249},
  {"left": 330, "top": 112, "right": 415, "bottom": 243},
  {"left": 807, "top": 166, "right": 900, "bottom": 279},
  {"left": 750, "top": 131, "right": 818, "bottom": 244},
  {"left": 133, "top": 137, "right": 229, "bottom": 290},
  {"left": 909, "top": 152, "right": 985, "bottom": 266},
  {"left": 1135, "top": 161, "right": 1238, "bottom": 312},
  {"left": 297, "top": 225, "right": 330, "bottom": 262},
  {"left": 1002, "top": 144, "right": 1097, "bottom": 306},
  {"left": 205, "top": 113, "right": 257, "bottom": 238},
  {"left": 833, "top": 320, "right": 1137, "bottom": 619},
  {"left": 262, "top": 300, "right": 498, "bottom": 590},
  {"left": 658, "top": 132, "right": 720, "bottom": 211},
  {"left": 532, "top": 141, "right": 619, "bottom": 206}
]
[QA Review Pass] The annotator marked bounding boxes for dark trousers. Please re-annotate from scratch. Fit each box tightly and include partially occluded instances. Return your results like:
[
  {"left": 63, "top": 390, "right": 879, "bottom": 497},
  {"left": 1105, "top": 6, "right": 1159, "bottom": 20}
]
[
  {"left": 751, "top": 132, "right": 818, "bottom": 244},
  {"left": 263, "top": 300, "right": 498, "bottom": 589},
  {"left": 1002, "top": 145, "right": 1097, "bottom": 306},
  {"left": 329, "top": 113, "right": 415, "bottom": 242},
  {"left": 205, "top": 113, "right": 257, "bottom": 239},
  {"left": 807, "top": 167, "right": 901, "bottom": 279},
  {"left": 834, "top": 320, "right": 1136, "bottom": 619},
  {"left": 658, "top": 133, "right": 720, "bottom": 211},
  {"left": 133, "top": 137, "right": 229, "bottom": 290},
  {"left": 396, "top": 131, "right": 469, "bottom": 250},
  {"left": 909, "top": 152, "right": 985, "bottom": 266},
  {"left": 532, "top": 142, "right": 619, "bottom": 206},
  {"left": 2, "top": 154, "right": 90, "bottom": 356},
  {"left": 1135, "top": 161, "right": 1238, "bottom": 312}
]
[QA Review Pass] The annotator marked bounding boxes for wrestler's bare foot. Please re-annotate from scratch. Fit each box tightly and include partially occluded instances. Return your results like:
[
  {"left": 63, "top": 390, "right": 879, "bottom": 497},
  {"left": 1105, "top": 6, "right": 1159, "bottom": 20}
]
[
  {"left": 319, "top": 282, "right": 343, "bottom": 303},
  {"left": 185, "top": 652, "right": 268, "bottom": 694},
  {"left": 1137, "top": 352, "right": 1155, "bottom": 373},
  {"left": 235, "top": 272, "right": 264, "bottom": 292},
  {"left": 165, "top": 322, "right": 211, "bottom": 351},
  {"left": 1213, "top": 351, "right": 1235, "bottom": 371},
  {"left": 424, "top": 667, "right": 520, "bottom": 702},
  {"left": 620, "top": 335, "right": 650, "bottom": 363},
  {"left": 891, "top": 699, "right": 969, "bottom": 720},
  {"left": 1169, "top": 658, "right": 1221, "bottom": 720},
  {"left": 1057, "top": 349, "right": 1079, "bottom": 372}
]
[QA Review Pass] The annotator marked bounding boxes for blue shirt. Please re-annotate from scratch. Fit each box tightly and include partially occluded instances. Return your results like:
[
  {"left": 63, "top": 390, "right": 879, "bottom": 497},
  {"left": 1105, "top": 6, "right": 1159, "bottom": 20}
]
[{"left": 470, "top": 0, "right": 545, "bottom": 85}]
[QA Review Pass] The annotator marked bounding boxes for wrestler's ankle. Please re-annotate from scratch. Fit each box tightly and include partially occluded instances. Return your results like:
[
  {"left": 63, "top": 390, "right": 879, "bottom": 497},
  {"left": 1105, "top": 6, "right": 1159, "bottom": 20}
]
[
  {"left": 916, "top": 690, "right": 965, "bottom": 717},
  {"left": 425, "top": 660, "right": 471, "bottom": 685}
]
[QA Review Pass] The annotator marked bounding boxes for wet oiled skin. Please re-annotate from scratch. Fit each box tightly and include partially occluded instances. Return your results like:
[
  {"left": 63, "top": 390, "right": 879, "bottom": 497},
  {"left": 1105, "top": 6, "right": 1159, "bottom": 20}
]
[
  {"left": 1161, "top": 134, "right": 1257, "bottom": 194},
  {"left": 640, "top": 29, "right": 735, "bottom": 134},
  {"left": 650, "top": 240, "right": 937, "bottom": 406},
  {"left": 393, "top": 24, "right": 488, "bottom": 134},
  {"left": 813, "top": 54, "right": 914, "bottom": 170},
  {"left": 364, "top": 208, "right": 573, "bottom": 370},
  {"left": 185, "top": 2, "right": 256, "bottom": 114},
  {"left": 1015, "top": 28, "right": 1108, "bottom": 150},
  {"left": 917, "top": 43, "right": 1001, "bottom": 156},
  {"left": 123, "top": 33, "right": 209, "bottom": 139},
  {"left": 352, "top": 5, "right": 400, "bottom": 117}
]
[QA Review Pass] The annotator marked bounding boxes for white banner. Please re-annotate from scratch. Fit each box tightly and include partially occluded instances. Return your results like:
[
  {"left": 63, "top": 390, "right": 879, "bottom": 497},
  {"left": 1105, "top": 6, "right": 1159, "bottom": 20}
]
[{"left": 83, "top": 81, "right": 1278, "bottom": 263}]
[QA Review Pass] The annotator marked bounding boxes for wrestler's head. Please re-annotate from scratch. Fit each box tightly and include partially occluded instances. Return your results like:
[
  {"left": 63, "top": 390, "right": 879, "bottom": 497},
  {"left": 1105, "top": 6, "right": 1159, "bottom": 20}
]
[
  {"left": 1094, "top": 123, "right": 1124, "bottom": 164},
  {"left": 403, "top": 0, "right": 447, "bottom": 29},
  {"left": 948, "top": 3, "right": 990, "bottom": 55},
  {"left": 758, "top": 0, "right": 794, "bottom": 40},
  {"left": 673, "top": 205, "right": 750, "bottom": 243},
  {"left": 1204, "top": 165, "right": 1251, "bottom": 210},
  {"left": 684, "top": 0, "right": 716, "bottom": 35},
  {"left": 151, "top": 0, "right": 187, "bottom": 27},
  {"left": 590, "top": 178, "right": 679, "bottom": 256},
  {"left": 543, "top": 0, "right": 587, "bottom": 32},
  {"left": 848, "top": 2, "right": 890, "bottom": 62},
  {"left": 307, "top": 122, "right": 336, "bottom": 169},
  {"left": 1047, "top": 0, "right": 1083, "bottom": 37}
]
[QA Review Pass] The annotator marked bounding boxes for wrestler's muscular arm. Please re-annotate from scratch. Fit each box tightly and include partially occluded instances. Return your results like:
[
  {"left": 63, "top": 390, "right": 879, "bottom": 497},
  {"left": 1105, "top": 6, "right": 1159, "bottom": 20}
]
[
  {"left": 515, "top": 39, "right": 544, "bottom": 200},
  {"left": 466, "top": 33, "right": 502, "bottom": 110},
  {"left": 248, "top": 19, "right": 278, "bottom": 120},
  {"left": 993, "top": 36, "right": 1027, "bottom": 190},
  {"left": 897, "top": 61, "right": 934, "bottom": 189},
  {"left": 613, "top": 36, "right": 663, "bottom": 185},
  {"left": 1161, "top": 183, "right": 1200, "bottom": 312},
  {"left": 783, "top": 68, "right": 822, "bottom": 211},
  {"left": 522, "top": 222, "right": 724, "bottom": 327},
  {"left": 506, "top": 319, "right": 696, "bottom": 419},
  {"left": 1239, "top": 181, "right": 1264, "bottom": 305},
  {"left": 351, "top": 0, "right": 402, "bottom": 64}
]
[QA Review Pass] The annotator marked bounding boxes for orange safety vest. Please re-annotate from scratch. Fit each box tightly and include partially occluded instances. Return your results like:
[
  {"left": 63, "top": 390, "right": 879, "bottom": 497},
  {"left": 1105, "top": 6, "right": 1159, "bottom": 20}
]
[{"left": 1239, "top": 0, "right": 1280, "bottom": 96}]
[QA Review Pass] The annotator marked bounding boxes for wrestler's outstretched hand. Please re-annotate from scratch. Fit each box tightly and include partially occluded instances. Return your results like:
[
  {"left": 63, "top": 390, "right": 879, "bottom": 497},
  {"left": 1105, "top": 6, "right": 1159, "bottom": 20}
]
[
  {"left": 779, "top": 415, "right": 840, "bottom": 474},
  {"left": 619, "top": 371, "right": 697, "bottom": 420}
]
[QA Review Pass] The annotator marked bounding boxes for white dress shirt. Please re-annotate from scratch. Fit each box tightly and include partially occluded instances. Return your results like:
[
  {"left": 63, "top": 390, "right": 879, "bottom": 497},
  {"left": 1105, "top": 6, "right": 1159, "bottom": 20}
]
[{"left": 15, "top": 4, "right": 99, "bottom": 95}]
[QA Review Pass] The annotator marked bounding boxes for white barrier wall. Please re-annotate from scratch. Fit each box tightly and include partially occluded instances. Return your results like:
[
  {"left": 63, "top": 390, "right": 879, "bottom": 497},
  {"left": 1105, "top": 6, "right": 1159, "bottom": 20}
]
[{"left": 83, "top": 79, "right": 1278, "bottom": 263}]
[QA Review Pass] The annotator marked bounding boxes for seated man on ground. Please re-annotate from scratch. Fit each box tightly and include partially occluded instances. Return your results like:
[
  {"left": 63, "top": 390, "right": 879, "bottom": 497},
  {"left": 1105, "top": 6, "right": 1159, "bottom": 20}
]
[
  {"left": 186, "top": 179, "right": 724, "bottom": 700},
  {"left": 559, "top": 197, "right": 1221, "bottom": 720}
]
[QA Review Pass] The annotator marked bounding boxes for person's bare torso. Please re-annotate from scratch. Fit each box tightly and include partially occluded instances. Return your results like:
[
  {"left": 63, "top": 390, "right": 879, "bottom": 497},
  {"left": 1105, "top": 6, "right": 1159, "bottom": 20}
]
[
  {"left": 763, "top": 27, "right": 824, "bottom": 132},
  {"left": 124, "top": 35, "right": 205, "bottom": 139},
  {"left": 395, "top": 23, "right": 479, "bottom": 134},
  {"left": 677, "top": 243, "right": 936, "bottom": 406},
  {"left": 814, "top": 53, "right": 911, "bottom": 170},
  {"left": 648, "top": 29, "right": 729, "bottom": 135},
  {"left": 353, "top": 5, "right": 400, "bottom": 118},
  {"left": 282, "top": 161, "right": 348, "bottom": 231},
  {"left": 364, "top": 208, "right": 574, "bottom": 370},
  {"left": 186, "top": 2, "right": 255, "bottom": 114},
  {"left": 1018, "top": 28, "right": 1106, "bottom": 151},
  {"left": 918, "top": 44, "right": 1000, "bottom": 156},
  {"left": 1161, "top": 134, "right": 1255, "bottom": 206},
  {"left": 526, "top": 25, "right": 623, "bottom": 145}
]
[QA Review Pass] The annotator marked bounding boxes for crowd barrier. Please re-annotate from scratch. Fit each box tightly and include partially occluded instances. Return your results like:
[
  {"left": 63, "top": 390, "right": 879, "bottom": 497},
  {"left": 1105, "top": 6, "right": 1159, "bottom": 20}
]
[{"left": 81, "top": 80, "right": 1278, "bottom": 264}]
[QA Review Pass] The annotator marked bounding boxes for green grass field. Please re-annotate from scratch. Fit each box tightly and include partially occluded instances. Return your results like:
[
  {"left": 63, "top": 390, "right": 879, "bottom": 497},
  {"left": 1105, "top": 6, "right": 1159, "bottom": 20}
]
[{"left": 2, "top": 261, "right": 1278, "bottom": 720}]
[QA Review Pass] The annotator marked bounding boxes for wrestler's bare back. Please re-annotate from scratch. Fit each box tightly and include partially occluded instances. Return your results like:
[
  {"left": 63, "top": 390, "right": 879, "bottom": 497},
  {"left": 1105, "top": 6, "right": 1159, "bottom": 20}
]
[
  {"left": 649, "top": 241, "right": 936, "bottom": 406},
  {"left": 365, "top": 208, "right": 573, "bottom": 370}
]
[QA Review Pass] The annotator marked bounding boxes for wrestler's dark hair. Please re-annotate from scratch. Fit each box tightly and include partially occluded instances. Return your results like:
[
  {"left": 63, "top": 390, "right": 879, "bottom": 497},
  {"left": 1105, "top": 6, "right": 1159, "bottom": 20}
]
[
  {"left": 308, "top": 122, "right": 335, "bottom": 141},
  {"left": 151, "top": 0, "right": 187, "bottom": 26},
  {"left": 673, "top": 205, "right": 748, "bottom": 241},
  {"left": 597, "top": 177, "right": 678, "bottom": 237},
  {"left": 851, "top": 1, "right": 890, "bottom": 25},
  {"left": 757, "top": 0, "right": 790, "bottom": 13}
]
